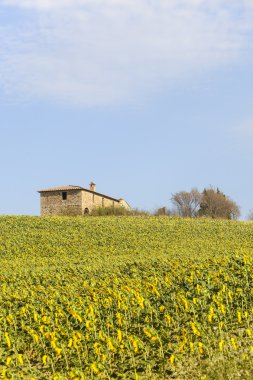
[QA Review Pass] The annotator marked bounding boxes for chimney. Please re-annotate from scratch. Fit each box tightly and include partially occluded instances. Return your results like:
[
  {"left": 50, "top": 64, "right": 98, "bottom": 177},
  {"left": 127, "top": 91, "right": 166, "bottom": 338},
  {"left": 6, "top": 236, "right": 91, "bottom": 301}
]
[{"left": 90, "top": 182, "right": 96, "bottom": 192}]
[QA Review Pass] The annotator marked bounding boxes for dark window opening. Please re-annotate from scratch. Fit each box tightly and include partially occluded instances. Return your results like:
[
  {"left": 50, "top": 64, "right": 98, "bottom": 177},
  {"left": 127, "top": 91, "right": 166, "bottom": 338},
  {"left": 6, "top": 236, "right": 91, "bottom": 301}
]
[
  {"left": 102, "top": 197, "right": 104, "bottom": 207},
  {"left": 62, "top": 192, "right": 67, "bottom": 200},
  {"left": 84, "top": 208, "right": 89, "bottom": 214}
]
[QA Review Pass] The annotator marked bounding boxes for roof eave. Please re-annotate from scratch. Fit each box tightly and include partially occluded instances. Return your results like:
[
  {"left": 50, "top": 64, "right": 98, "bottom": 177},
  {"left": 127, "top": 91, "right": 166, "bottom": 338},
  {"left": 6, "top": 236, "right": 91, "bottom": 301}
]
[{"left": 38, "top": 186, "right": 121, "bottom": 202}]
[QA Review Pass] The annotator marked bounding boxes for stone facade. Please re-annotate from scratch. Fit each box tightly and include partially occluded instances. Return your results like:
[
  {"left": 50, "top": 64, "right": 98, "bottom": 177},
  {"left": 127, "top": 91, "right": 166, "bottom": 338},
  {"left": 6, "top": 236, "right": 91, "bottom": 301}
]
[{"left": 38, "top": 183, "right": 130, "bottom": 216}]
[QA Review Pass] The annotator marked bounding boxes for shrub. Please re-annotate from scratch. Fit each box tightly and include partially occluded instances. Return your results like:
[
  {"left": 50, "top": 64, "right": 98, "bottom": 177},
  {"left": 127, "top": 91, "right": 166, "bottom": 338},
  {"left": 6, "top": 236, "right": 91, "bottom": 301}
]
[{"left": 91, "top": 206, "right": 149, "bottom": 216}]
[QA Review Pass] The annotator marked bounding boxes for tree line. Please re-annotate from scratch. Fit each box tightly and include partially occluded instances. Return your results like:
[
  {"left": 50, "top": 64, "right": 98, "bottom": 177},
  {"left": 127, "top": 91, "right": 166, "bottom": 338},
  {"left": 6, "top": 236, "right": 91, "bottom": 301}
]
[
  {"left": 162, "top": 186, "right": 241, "bottom": 220},
  {"left": 91, "top": 186, "right": 243, "bottom": 220}
]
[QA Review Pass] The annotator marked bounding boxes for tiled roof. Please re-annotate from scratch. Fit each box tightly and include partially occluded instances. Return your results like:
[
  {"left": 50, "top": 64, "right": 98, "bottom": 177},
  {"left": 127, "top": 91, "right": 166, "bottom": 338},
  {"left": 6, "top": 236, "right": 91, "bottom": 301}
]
[
  {"left": 38, "top": 185, "right": 122, "bottom": 203},
  {"left": 38, "top": 185, "right": 83, "bottom": 192}
]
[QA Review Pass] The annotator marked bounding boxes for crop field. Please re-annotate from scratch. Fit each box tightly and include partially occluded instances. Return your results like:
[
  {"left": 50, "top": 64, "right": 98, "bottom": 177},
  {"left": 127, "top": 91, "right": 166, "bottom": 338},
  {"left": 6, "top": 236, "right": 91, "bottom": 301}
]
[{"left": 0, "top": 216, "right": 253, "bottom": 380}]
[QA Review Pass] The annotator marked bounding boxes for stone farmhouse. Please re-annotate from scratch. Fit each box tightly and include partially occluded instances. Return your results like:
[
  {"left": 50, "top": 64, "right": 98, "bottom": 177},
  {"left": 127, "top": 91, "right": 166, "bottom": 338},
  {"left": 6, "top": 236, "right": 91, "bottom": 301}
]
[{"left": 38, "top": 182, "right": 130, "bottom": 216}]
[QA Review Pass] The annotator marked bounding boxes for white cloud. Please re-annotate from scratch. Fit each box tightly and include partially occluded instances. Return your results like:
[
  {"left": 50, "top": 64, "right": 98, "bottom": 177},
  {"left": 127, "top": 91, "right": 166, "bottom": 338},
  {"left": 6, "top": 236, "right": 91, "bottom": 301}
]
[{"left": 0, "top": 0, "right": 252, "bottom": 106}]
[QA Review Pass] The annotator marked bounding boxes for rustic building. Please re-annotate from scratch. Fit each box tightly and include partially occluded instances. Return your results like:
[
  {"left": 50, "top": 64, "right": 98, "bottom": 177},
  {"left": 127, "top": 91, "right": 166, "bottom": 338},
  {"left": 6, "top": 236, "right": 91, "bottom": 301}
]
[{"left": 38, "top": 182, "right": 130, "bottom": 216}]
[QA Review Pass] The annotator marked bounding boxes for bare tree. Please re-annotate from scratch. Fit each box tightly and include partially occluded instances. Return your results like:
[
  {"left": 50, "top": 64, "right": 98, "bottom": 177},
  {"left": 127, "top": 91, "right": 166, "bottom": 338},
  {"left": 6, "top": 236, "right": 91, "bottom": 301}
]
[
  {"left": 247, "top": 209, "right": 253, "bottom": 221},
  {"left": 171, "top": 188, "right": 202, "bottom": 217}
]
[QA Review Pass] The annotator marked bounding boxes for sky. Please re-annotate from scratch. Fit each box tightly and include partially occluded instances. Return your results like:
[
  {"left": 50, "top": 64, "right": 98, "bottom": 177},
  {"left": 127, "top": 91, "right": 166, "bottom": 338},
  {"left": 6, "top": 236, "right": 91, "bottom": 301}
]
[{"left": 0, "top": 0, "right": 253, "bottom": 218}]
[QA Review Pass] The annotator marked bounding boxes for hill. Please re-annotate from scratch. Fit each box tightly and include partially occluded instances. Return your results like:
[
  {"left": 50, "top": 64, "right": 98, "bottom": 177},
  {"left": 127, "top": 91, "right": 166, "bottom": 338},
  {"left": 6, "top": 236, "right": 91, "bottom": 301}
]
[{"left": 0, "top": 216, "right": 253, "bottom": 379}]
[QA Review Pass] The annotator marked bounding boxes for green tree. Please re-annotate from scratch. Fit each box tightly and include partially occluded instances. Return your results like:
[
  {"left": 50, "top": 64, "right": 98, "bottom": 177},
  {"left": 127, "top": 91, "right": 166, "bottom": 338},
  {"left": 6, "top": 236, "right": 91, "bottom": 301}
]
[{"left": 198, "top": 187, "right": 240, "bottom": 219}]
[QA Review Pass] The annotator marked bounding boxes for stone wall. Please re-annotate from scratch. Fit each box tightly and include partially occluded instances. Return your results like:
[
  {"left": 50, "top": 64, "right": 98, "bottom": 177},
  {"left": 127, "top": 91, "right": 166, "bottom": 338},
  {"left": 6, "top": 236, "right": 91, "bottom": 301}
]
[
  {"left": 119, "top": 199, "right": 130, "bottom": 209},
  {"left": 81, "top": 191, "right": 118, "bottom": 214},
  {"left": 40, "top": 190, "right": 83, "bottom": 216},
  {"left": 40, "top": 189, "right": 129, "bottom": 216}
]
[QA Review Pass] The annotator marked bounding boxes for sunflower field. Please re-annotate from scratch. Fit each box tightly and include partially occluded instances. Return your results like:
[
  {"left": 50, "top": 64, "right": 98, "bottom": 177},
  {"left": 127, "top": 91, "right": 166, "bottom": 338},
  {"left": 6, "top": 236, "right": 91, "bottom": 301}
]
[{"left": 1, "top": 216, "right": 253, "bottom": 379}]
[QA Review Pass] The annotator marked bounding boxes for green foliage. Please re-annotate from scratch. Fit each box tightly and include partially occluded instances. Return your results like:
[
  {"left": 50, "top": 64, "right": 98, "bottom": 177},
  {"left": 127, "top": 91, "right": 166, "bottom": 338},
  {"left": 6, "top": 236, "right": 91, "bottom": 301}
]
[
  {"left": 0, "top": 216, "right": 253, "bottom": 379},
  {"left": 199, "top": 187, "right": 240, "bottom": 220},
  {"left": 91, "top": 206, "right": 149, "bottom": 216}
]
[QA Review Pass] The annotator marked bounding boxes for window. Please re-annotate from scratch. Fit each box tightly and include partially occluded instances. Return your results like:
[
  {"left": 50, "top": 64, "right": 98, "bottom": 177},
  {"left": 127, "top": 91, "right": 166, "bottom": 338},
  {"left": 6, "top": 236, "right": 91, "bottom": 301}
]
[
  {"left": 62, "top": 192, "right": 67, "bottom": 200},
  {"left": 102, "top": 197, "right": 104, "bottom": 207},
  {"left": 84, "top": 208, "right": 89, "bottom": 215}
]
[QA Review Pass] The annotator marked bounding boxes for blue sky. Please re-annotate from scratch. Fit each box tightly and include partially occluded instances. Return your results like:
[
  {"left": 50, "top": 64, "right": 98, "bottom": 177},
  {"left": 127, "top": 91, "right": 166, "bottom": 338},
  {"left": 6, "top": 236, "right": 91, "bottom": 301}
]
[{"left": 0, "top": 0, "right": 253, "bottom": 218}]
